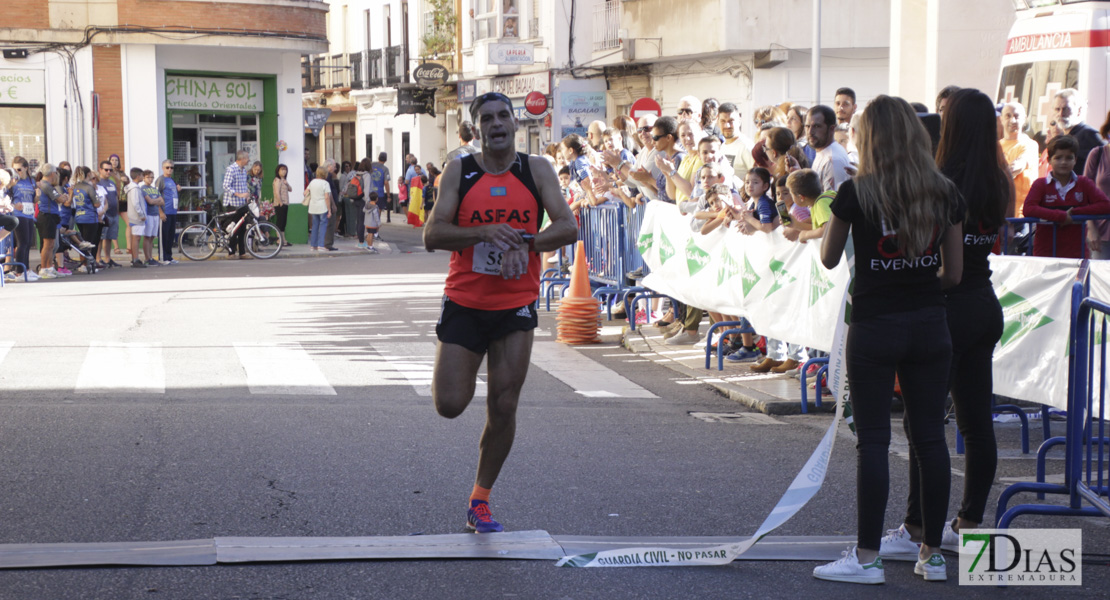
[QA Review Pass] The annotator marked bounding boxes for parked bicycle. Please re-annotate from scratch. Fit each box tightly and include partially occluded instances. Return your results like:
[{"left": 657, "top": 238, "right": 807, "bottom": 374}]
[{"left": 178, "top": 200, "right": 283, "bottom": 260}]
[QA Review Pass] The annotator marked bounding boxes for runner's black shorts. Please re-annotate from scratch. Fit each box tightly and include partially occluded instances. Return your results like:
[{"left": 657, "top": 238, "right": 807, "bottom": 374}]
[
  {"left": 36, "top": 213, "right": 59, "bottom": 240},
  {"left": 436, "top": 296, "right": 538, "bottom": 355}
]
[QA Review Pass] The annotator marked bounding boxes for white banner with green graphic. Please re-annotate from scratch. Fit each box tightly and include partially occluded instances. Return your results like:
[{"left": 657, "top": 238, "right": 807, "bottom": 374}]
[
  {"left": 636, "top": 202, "right": 1083, "bottom": 411},
  {"left": 637, "top": 203, "right": 850, "bottom": 352},
  {"left": 989, "top": 257, "right": 1081, "bottom": 411}
]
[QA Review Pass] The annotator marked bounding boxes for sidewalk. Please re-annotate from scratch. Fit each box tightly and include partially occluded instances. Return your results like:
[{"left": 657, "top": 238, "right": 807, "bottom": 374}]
[
  {"left": 619, "top": 322, "right": 832, "bottom": 416},
  {"left": 181, "top": 220, "right": 427, "bottom": 261}
]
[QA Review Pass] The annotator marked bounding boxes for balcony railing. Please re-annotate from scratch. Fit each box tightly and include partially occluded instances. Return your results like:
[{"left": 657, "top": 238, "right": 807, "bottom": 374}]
[
  {"left": 385, "top": 45, "right": 407, "bottom": 85},
  {"left": 593, "top": 0, "right": 620, "bottom": 52},
  {"left": 301, "top": 45, "right": 407, "bottom": 92}
]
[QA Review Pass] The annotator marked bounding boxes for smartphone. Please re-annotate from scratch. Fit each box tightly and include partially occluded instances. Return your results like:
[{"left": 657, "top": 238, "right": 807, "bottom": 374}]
[{"left": 776, "top": 201, "right": 792, "bottom": 225}]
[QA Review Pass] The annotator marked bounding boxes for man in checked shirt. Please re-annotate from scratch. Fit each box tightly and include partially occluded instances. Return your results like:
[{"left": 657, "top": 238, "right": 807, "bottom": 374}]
[{"left": 222, "top": 150, "right": 252, "bottom": 258}]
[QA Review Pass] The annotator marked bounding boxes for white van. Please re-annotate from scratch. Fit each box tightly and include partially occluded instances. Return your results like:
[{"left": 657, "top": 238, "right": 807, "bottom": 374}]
[{"left": 997, "top": 0, "right": 1110, "bottom": 147}]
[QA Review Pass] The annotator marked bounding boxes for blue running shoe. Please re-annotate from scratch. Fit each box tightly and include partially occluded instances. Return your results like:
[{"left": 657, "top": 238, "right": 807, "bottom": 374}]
[
  {"left": 466, "top": 499, "right": 504, "bottom": 533},
  {"left": 726, "top": 347, "right": 761, "bottom": 362}
]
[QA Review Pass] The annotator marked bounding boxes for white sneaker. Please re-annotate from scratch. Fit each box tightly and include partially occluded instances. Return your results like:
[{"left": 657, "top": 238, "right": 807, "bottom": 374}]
[
  {"left": 664, "top": 330, "right": 700, "bottom": 346},
  {"left": 915, "top": 553, "right": 947, "bottom": 581},
  {"left": 3, "top": 272, "right": 16, "bottom": 282},
  {"left": 38, "top": 268, "right": 57, "bottom": 279},
  {"left": 941, "top": 521, "right": 959, "bottom": 552},
  {"left": 24, "top": 271, "right": 39, "bottom": 282},
  {"left": 813, "top": 547, "right": 884, "bottom": 585},
  {"left": 76, "top": 265, "right": 88, "bottom": 273},
  {"left": 879, "top": 525, "right": 921, "bottom": 561}
]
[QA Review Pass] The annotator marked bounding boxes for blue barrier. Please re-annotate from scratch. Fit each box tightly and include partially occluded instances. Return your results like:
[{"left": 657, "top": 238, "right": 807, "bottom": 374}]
[
  {"left": 1004, "top": 215, "right": 1110, "bottom": 257},
  {"left": 996, "top": 261, "right": 1110, "bottom": 527},
  {"left": 799, "top": 357, "right": 831, "bottom": 414}
]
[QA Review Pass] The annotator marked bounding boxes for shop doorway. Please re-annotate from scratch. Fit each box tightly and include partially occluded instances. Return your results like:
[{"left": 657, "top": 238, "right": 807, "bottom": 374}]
[{"left": 202, "top": 129, "right": 239, "bottom": 202}]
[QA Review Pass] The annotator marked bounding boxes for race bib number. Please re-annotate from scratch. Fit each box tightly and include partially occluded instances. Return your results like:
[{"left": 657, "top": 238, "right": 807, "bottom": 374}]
[
  {"left": 21, "top": 203, "right": 34, "bottom": 216},
  {"left": 472, "top": 241, "right": 503, "bottom": 276}
]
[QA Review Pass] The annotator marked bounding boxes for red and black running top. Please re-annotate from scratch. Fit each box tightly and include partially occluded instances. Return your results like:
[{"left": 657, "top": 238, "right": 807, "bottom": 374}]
[{"left": 444, "top": 153, "right": 545, "bottom": 310}]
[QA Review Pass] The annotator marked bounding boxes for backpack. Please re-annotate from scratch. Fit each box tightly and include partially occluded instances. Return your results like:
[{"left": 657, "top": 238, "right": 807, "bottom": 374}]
[{"left": 344, "top": 173, "right": 364, "bottom": 199}]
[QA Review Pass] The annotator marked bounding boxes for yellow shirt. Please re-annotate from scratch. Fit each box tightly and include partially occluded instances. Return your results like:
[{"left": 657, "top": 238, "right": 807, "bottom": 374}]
[{"left": 674, "top": 154, "right": 704, "bottom": 204}]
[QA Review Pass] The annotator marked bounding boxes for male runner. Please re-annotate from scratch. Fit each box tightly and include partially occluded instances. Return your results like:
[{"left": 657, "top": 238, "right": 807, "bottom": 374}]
[{"left": 424, "top": 92, "right": 578, "bottom": 533}]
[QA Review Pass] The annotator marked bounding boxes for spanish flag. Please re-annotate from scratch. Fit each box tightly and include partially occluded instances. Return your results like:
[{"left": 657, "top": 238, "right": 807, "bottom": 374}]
[{"left": 407, "top": 183, "right": 425, "bottom": 227}]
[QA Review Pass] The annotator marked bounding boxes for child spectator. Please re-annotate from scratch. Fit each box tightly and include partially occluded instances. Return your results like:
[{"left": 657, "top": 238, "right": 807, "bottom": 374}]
[
  {"left": 364, "top": 191, "right": 381, "bottom": 254},
  {"left": 140, "top": 170, "right": 166, "bottom": 266},
  {"left": 782, "top": 169, "right": 835, "bottom": 244},
  {"left": 125, "top": 168, "right": 146, "bottom": 268},
  {"left": 737, "top": 167, "right": 776, "bottom": 234},
  {"left": 397, "top": 176, "right": 408, "bottom": 212},
  {"left": 1023, "top": 134, "right": 1110, "bottom": 258},
  {"left": 776, "top": 176, "right": 810, "bottom": 226}
]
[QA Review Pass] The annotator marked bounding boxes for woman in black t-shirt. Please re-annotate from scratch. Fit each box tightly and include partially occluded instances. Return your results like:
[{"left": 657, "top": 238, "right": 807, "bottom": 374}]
[
  {"left": 815, "top": 96, "right": 965, "bottom": 585},
  {"left": 886, "top": 89, "right": 1012, "bottom": 560}
]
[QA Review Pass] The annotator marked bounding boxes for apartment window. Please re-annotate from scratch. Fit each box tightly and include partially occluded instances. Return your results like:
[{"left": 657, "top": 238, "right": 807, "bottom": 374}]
[
  {"left": 472, "top": 0, "right": 496, "bottom": 41},
  {"left": 385, "top": 5, "right": 392, "bottom": 47}
]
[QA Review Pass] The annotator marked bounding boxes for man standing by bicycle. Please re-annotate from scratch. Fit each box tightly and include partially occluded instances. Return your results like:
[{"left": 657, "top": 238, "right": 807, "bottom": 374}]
[
  {"left": 221, "top": 150, "right": 251, "bottom": 259},
  {"left": 423, "top": 92, "right": 578, "bottom": 533}
]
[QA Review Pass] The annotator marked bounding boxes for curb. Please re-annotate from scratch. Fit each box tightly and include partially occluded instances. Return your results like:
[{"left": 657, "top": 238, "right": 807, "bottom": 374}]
[{"left": 620, "top": 326, "right": 835, "bottom": 416}]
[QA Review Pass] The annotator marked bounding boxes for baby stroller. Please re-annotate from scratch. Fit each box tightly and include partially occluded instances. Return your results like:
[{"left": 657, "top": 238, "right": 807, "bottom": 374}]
[{"left": 57, "top": 224, "right": 99, "bottom": 274}]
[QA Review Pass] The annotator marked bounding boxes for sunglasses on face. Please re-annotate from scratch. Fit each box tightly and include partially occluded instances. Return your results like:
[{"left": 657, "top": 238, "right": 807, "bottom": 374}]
[
  {"left": 638, "top": 127, "right": 652, "bottom": 133},
  {"left": 652, "top": 133, "right": 669, "bottom": 141},
  {"left": 677, "top": 108, "right": 694, "bottom": 115}
]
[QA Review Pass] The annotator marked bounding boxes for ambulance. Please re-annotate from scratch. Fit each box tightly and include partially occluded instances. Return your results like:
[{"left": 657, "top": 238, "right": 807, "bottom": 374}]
[{"left": 998, "top": 0, "right": 1110, "bottom": 147}]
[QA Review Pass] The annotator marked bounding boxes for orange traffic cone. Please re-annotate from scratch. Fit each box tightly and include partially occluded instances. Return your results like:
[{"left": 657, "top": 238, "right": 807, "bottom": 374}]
[{"left": 556, "top": 242, "right": 602, "bottom": 345}]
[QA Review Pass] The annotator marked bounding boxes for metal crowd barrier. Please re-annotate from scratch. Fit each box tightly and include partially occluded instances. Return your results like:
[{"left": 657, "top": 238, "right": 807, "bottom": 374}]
[
  {"left": 1003, "top": 215, "right": 1110, "bottom": 257},
  {"left": 996, "top": 260, "right": 1110, "bottom": 527}
]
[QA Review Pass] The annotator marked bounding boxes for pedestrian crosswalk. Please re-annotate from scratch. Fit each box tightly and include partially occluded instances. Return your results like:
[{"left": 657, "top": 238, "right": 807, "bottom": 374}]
[{"left": 0, "top": 340, "right": 653, "bottom": 399}]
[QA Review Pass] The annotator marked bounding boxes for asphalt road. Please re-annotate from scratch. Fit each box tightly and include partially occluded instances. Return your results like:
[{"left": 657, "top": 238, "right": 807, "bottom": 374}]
[{"left": 0, "top": 224, "right": 1107, "bottom": 599}]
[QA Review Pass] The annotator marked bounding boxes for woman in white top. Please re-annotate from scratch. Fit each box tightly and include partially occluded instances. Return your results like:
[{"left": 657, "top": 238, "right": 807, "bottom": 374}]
[{"left": 303, "top": 166, "right": 332, "bottom": 251}]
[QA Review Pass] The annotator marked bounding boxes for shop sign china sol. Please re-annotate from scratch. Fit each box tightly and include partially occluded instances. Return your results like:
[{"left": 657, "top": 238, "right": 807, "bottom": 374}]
[{"left": 165, "top": 75, "right": 263, "bottom": 112}]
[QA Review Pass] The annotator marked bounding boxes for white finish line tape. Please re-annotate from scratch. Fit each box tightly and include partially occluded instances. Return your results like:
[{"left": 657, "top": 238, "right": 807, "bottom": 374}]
[{"left": 556, "top": 268, "right": 856, "bottom": 567}]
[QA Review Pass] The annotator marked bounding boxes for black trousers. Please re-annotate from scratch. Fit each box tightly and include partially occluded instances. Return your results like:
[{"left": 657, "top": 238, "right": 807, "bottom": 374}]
[
  {"left": 848, "top": 306, "right": 952, "bottom": 550},
  {"left": 352, "top": 199, "right": 366, "bottom": 244},
  {"left": 905, "top": 285, "right": 1003, "bottom": 527},
  {"left": 275, "top": 204, "right": 289, "bottom": 232},
  {"left": 227, "top": 205, "right": 249, "bottom": 256},
  {"left": 13, "top": 217, "right": 34, "bottom": 274},
  {"left": 160, "top": 213, "right": 176, "bottom": 261}
]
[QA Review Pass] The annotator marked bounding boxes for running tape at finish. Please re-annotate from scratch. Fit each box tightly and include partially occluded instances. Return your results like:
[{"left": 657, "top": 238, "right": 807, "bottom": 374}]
[{"left": 556, "top": 249, "right": 856, "bottom": 568}]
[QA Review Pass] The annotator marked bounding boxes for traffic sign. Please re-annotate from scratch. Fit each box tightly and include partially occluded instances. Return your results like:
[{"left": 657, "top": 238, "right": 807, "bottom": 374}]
[{"left": 630, "top": 97, "right": 662, "bottom": 119}]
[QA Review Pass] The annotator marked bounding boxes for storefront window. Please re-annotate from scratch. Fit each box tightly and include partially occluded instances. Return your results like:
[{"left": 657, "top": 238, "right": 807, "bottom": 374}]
[
  {"left": 0, "top": 106, "right": 46, "bottom": 169},
  {"left": 169, "top": 113, "right": 260, "bottom": 210}
]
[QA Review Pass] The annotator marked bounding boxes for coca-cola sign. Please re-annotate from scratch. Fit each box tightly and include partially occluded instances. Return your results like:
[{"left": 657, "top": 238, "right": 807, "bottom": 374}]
[
  {"left": 525, "top": 91, "right": 548, "bottom": 116},
  {"left": 412, "top": 63, "right": 449, "bottom": 88}
]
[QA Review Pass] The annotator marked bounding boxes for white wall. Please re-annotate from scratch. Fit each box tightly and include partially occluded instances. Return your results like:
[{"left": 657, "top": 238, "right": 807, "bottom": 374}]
[
  {"left": 0, "top": 49, "right": 97, "bottom": 168},
  {"left": 120, "top": 44, "right": 159, "bottom": 174}
]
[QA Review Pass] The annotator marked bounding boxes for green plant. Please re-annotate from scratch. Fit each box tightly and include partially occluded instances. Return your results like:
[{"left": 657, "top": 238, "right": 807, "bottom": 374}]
[{"left": 421, "top": 0, "right": 457, "bottom": 58}]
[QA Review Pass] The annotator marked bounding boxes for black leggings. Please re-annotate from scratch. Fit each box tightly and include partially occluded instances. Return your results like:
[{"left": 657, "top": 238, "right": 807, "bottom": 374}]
[
  {"left": 12, "top": 217, "right": 34, "bottom": 274},
  {"left": 848, "top": 306, "right": 952, "bottom": 550},
  {"left": 352, "top": 199, "right": 366, "bottom": 243},
  {"left": 0, "top": 213, "right": 16, "bottom": 233},
  {"left": 905, "top": 285, "right": 1003, "bottom": 527}
]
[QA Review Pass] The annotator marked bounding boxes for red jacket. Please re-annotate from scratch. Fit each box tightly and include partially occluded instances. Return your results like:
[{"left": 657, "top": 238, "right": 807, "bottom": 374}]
[{"left": 1023, "top": 174, "right": 1110, "bottom": 258}]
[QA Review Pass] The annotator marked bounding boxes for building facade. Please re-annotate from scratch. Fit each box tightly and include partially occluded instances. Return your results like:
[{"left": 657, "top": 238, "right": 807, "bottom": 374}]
[{"left": 1, "top": 0, "right": 327, "bottom": 242}]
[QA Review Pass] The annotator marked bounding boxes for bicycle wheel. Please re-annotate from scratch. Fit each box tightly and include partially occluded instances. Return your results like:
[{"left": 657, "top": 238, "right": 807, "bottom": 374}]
[
  {"left": 178, "top": 224, "right": 218, "bottom": 261},
  {"left": 246, "top": 222, "right": 282, "bottom": 259}
]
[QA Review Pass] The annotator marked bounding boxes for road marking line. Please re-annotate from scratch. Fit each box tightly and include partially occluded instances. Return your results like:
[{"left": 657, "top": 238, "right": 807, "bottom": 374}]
[
  {"left": 76, "top": 342, "right": 165, "bottom": 394},
  {"left": 368, "top": 341, "right": 486, "bottom": 397},
  {"left": 530, "top": 342, "right": 657, "bottom": 399},
  {"left": 0, "top": 342, "right": 12, "bottom": 367},
  {"left": 234, "top": 344, "right": 336, "bottom": 396}
]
